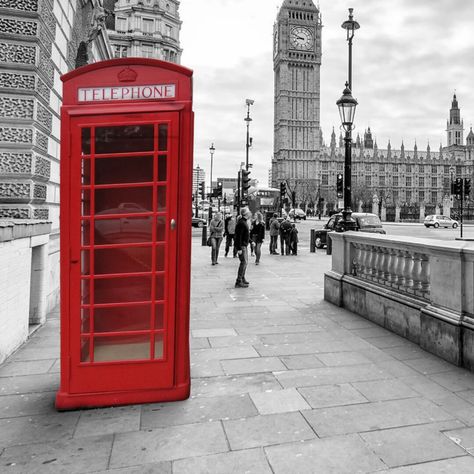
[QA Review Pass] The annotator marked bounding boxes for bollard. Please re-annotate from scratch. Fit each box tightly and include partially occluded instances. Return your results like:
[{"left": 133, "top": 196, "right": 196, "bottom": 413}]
[
  {"left": 201, "top": 225, "right": 208, "bottom": 246},
  {"left": 326, "top": 234, "right": 332, "bottom": 255},
  {"left": 310, "top": 229, "right": 316, "bottom": 253}
]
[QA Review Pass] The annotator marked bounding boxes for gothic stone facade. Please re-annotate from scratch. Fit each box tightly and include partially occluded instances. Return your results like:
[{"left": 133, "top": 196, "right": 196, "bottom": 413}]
[
  {"left": 272, "top": 0, "right": 322, "bottom": 193},
  {"left": 319, "top": 95, "right": 474, "bottom": 212},
  {"left": 0, "top": 0, "right": 112, "bottom": 311}
]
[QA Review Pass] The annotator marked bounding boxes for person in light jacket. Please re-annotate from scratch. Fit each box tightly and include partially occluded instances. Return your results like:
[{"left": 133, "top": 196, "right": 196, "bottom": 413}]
[
  {"left": 269, "top": 213, "right": 280, "bottom": 255},
  {"left": 209, "top": 212, "right": 224, "bottom": 265}
]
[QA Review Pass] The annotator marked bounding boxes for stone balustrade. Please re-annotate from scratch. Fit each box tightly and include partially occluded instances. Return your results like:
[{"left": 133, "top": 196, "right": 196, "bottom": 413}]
[
  {"left": 325, "top": 232, "right": 474, "bottom": 371},
  {"left": 351, "top": 243, "right": 430, "bottom": 299}
]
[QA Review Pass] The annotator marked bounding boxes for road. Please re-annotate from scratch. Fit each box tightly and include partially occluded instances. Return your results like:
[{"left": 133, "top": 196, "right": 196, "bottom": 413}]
[{"left": 192, "top": 217, "right": 474, "bottom": 251}]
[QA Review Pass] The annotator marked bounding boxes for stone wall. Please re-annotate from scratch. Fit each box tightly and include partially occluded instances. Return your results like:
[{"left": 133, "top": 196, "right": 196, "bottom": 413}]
[
  {"left": 0, "top": 220, "right": 51, "bottom": 363},
  {"left": 324, "top": 232, "right": 474, "bottom": 371}
]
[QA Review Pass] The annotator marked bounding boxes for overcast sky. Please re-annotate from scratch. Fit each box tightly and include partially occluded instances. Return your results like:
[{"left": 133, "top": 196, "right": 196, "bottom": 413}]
[{"left": 180, "top": 0, "right": 474, "bottom": 184}]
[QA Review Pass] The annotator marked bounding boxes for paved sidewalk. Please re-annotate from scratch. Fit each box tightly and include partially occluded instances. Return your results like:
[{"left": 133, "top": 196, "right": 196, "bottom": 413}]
[{"left": 1, "top": 233, "right": 474, "bottom": 472}]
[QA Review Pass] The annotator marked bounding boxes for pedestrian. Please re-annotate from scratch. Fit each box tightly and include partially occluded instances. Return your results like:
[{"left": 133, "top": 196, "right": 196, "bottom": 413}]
[
  {"left": 209, "top": 211, "right": 224, "bottom": 265},
  {"left": 279, "top": 217, "right": 292, "bottom": 255},
  {"left": 249, "top": 214, "right": 256, "bottom": 257},
  {"left": 234, "top": 207, "right": 252, "bottom": 288},
  {"left": 269, "top": 213, "right": 280, "bottom": 255},
  {"left": 250, "top": 211, "right": 265, "bottom": 265},
  {"left": 224, "top": 212, "right": 237, "bottom": 257},
  {"left": 290, "top": 223, "right": 298, "bottom": 255}
]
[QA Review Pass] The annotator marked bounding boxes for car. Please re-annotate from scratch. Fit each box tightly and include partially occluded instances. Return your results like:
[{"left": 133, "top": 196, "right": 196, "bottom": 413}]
[
  {"left": 192, "top": 216, "right": 206, "bottom": 228},
  {"left": 424, "top": 215, "right": 458, "bottom": 229},
  {"left": 289, "top": 208, "right": 307, "bottom": 220},
  {"left": 313, "top": 212, "right": 386, "bottom": 249}
]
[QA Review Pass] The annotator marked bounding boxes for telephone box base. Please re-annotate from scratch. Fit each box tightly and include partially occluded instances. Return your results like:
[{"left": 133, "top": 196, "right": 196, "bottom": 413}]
[{"left": 55, "top": 381, "right": 190, "bottom": 411}]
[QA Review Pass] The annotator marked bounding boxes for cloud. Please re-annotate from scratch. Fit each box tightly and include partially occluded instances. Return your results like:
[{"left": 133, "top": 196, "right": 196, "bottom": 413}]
[{"left": 180, "top": 0, "right": 474, "bottom": 183}]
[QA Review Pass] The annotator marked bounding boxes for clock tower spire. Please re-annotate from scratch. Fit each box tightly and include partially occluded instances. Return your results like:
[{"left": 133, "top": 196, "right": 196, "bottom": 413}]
[{"left": 272, "top": 0, "right": 322, "bottom": 192}]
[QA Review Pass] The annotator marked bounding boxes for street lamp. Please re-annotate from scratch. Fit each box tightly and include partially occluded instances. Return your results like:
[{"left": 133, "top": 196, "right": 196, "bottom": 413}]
[
  {"left": 245, "top": 99, "right": 254, "bottom": 171},
  {"left": 337, "top": 8, "right": 360, "bottom": 230},
  {"left": 209, "top": 142, "right": 215, "bottom": 202}
]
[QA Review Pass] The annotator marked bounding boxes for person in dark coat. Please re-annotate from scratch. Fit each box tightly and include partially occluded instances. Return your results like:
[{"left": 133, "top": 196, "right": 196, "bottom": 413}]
[
  {"left": 224, "top": 212, "right": 237, "bottom": 257},
  {"left": 279, "top": 217, "right": 292, "bottom": 256},
  {"left": 290, "top": 223, "right": 299, "bottom": 255},
  {"left": 234, "top": 207, "right": 252, "bottom": 288},
  {"left": 250, "top": 211, "right": 265, "bottom": 265}
]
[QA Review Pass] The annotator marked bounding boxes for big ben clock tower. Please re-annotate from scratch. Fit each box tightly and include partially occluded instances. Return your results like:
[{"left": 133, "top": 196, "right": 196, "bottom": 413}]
[{"left": 272, "top": 0, "right": 322, "bottom": 193}]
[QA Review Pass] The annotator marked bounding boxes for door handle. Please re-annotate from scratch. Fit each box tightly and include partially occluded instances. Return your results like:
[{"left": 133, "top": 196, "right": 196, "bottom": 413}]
[{"left": 170, "top": 218, "right": 176, "bottom": 230}]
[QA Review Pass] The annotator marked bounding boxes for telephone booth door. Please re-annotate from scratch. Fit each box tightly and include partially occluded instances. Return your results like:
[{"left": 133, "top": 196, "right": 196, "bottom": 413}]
[
  {"left": 56, "top": 58, "right": 193, "bottom": 410},
  {"left": 68, "top": 112, "right": 179, "bottom": 395}
]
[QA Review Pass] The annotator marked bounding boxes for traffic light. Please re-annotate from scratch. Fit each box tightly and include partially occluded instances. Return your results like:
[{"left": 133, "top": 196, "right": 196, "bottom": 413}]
[
  {"left": 464, "top": 178, "right": 471, "bottom": 197},
  {"left": 198, "top": 181, "right": 205, "bottom": 199},
  {"left": 291, "top": 190, "right": 296, "bottom": 207},
  {"left": 241, "top": 170, "right": 251, "bottom": 197},
  {"left": 214, "top": 181, "right": 223, "bottom": 198},
  {"left": 454, "top": 178, "right": 463, "bottom": 196},
  {"left": 280, "top": 181, "right": 286, "bottom": 200},
  {"left": 336, "top": 173, "right": 343, "bottom": 198}
]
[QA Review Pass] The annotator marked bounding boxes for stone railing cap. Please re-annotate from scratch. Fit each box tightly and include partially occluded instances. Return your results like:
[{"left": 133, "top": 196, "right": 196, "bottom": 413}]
[{"left": 0, "top": 220, "right": 52, "bottom": 242}]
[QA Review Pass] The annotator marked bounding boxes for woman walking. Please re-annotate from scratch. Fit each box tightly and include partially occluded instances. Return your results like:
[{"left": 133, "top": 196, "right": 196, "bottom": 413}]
[
  {"left": 250, "top": 211, "right": 265, "bottom": 265},
  {"left": 209, "top": 212, "right": 224, "bottom": 265}
]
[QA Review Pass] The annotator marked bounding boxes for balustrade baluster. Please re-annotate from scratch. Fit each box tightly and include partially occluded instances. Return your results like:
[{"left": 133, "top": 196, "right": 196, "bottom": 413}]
[
  {"left": 420, "top": 255, "right": 430, "bottom": 294},
  {"left": 381, "top": 247, "right": 390, "bottom": 284},
  {"left": 412, "top": 253, "right": 423, "bottom": 291},
  {"left": 403, "top": 251, "right": 414, "bottom": 289},
  {"left": 395, "top": 249, "right": 406, "bottom": 287}
]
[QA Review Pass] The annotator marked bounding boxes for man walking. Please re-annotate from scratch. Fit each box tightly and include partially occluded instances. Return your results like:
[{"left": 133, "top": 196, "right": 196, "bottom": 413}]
[
  {"left": 234, "top": 207, "right": 252, "bottom": 288},
  {"left": 224, "top": 212, "right": 237, "bottom": 257}
]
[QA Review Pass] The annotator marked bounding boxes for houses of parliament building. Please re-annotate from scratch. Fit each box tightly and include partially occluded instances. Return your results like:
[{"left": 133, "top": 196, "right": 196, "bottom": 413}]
[
  {"left": 320, "top": 94, "right": 474, "bottom": 212},
  {"left": 272, "top": 0, "right": 473, "bottom": 212}
]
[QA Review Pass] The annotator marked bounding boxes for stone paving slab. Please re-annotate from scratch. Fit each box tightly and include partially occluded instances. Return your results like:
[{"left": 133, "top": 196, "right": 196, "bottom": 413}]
[
  {"left": 302, "top": 397, "right": 455, "bottom": 437},
  {"left": 360, "top": 421, "right": 467, "bottom": 468},
  {"left": 223, "top": 412, "right": 316, "bottom": 450},
  {"left": 0, "top": 434, "right": 113, "bottom": 473},
  {"left": 109, "top": 422, "right": 229, "bottom": 468},
  {"left": 172, "top": 448, "right": 273, "bottom": 474},
  {"left": 1, "top": 231, "right": 474, "bottom": 472},
  {"left": 141, "top": 394, "right": 258, "bottom": 429},
  {"left": 265, "top": 434, "right": 386, "bottom": 473}
]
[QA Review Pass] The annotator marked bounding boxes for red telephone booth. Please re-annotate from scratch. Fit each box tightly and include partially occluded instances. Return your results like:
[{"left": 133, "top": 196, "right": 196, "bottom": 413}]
[{"left": 56, "top": 59, "right": 193, "bottom": 410}]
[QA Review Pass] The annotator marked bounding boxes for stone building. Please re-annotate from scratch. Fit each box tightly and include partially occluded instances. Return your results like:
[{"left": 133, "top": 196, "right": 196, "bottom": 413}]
[
  {"left": 272, "top": 0, "right": 322, "bottom": 191},
  {"left": 192, "top": 165, "right": 205, "bottom": 195},
  {"left": 318, "top": 95, "right": 474, "bottom": 218},
  {"left": 107, "top": 0, "right": 182, "bottom": 62},
  {"left": 0, "top": 0, "right": 112, "bottom": 362}
]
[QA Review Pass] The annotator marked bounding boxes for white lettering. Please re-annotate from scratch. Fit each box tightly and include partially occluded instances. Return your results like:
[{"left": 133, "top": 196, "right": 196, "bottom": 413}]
[{"left": 78, "top": 84, "right": 176, "bottom": 102}]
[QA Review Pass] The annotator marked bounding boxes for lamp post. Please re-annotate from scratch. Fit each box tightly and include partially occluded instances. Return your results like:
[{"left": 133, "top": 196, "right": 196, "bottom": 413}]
[
  {"left": 336, "top": 8, "right": 359, "bottom": 230},
  {"left": 245, "top": 99, "right": 254, "bottom": 171},
  {"left": 208, "top": 143, "right": 215, "bottom": 222},
  {"left": 209, "top": 142, "right": 215, "bottom": 201}
]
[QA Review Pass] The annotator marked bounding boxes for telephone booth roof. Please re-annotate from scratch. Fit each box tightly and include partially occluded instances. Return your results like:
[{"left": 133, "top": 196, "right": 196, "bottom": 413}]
[{"left": 61, "top": 58, "right": 193, "bottom": 106}]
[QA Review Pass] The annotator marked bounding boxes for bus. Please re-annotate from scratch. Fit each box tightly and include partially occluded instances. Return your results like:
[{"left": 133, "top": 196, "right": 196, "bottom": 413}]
[{"left": 247, "top": 186, "right": 280, "bottom": 214}]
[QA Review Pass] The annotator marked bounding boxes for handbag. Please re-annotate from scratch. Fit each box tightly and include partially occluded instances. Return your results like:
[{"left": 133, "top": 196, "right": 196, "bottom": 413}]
[{"left": 206, "top": 237, "right": 212, "bottom": 246}]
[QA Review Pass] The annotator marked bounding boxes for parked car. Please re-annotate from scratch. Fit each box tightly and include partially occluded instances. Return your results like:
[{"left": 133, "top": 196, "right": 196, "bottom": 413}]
[
  {"left": 313, "top": 212, "right": 385, "bottom": 249},
  {"left": 192, "top": 216, "right": 206, "bottom": 228},
  {"left": 289, "top": 208, "right": 307, "bottom": 220},
  {"left": 424, "top": 215, "right": 458, "bottom": 229}
]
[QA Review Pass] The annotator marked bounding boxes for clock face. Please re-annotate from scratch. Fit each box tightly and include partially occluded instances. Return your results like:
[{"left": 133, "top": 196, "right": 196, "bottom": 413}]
[{"left": 290, "top": 26, "right": 314, "bottom": 50}]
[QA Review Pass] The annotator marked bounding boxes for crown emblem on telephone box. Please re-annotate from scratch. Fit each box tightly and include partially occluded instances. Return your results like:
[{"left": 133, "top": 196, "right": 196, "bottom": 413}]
[{"left": 118, "top": 67, "right": 138, "bottom": 82}]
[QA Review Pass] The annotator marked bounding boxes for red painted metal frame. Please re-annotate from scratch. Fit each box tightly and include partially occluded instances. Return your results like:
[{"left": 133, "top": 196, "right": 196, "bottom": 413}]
[{"left": 56, "top": 59, "right": 193, "bottom": 410}]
